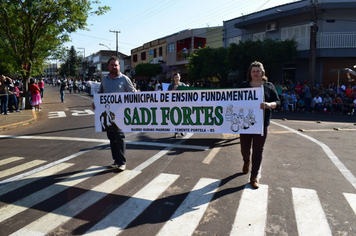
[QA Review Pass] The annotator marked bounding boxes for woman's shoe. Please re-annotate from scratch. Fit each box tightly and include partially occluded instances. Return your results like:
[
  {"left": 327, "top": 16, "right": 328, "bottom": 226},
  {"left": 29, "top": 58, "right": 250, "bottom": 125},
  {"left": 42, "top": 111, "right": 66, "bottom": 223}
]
[{"left": 250, "top": 176, "right": 259, "bottom": 189}]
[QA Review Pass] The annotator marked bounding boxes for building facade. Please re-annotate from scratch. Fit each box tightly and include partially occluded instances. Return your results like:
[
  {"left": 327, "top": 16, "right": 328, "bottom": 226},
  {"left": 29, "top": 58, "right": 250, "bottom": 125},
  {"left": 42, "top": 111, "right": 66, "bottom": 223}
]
[
  {"left": 44, "top": 63, "right": 59, "bottom": 78},
  {"left": 223, "top": 0, "right": 356, "bottom": 86},
  {"left": 82, "top": 50, "right": 130, "bottom": 80},
  {"left": 131, "top": 27, "right": 223, "bottom": 83}
]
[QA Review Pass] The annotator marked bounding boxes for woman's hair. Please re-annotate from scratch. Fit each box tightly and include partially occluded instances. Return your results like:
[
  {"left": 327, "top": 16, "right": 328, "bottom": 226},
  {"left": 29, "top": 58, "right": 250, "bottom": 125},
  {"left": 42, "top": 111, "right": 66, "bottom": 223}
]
[
  {"left": 30, "top": 78, "right": 35, "bottom": 84},
  {"left": 246, "top": 61, "right": 268, "bottom": 81}
]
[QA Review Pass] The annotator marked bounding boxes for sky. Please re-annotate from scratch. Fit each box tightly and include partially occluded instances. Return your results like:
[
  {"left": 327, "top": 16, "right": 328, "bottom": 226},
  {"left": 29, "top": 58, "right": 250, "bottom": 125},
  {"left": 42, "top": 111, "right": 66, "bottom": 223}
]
[{"left": 65, "top": 0, "right": 302, "bottom": 58}]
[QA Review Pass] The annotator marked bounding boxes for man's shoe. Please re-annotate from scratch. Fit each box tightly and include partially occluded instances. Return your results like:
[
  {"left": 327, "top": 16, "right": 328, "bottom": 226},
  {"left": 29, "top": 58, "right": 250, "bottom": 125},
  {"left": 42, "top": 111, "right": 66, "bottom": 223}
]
[
  {"left": 174, "top": 133, "right": 178, "bottom": 138},
  {"left": 110, "top": 163, "right": 119, "bottom": 168},
  {"left": 242, "top": 161, "right": 250, "bottom": 174},
  {"left": 118, "top": 164, "right": 126, "bottom": 171},
  {"left": 250, "top": 176, "right": 259, "bottom": 189},
  {"left": 181, "top": 133, "right": 186, "bottom": 137}
]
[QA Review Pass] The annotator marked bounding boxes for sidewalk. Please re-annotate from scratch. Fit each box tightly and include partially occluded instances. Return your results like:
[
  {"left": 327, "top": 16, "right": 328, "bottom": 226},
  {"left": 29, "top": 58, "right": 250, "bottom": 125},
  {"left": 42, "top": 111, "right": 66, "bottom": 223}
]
[{"left": 0, "top": 109, "right": 36, "bottom": 131}]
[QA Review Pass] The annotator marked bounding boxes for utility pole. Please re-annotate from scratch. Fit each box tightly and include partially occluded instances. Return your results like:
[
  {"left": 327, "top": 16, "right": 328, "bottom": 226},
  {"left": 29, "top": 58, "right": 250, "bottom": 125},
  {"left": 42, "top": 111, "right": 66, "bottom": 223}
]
[
  {"left": 309, "top": 0, "right": 318, "bottom": 86},
  {"left": 109, "top": 30, "right": 120, "bottom": 58}
]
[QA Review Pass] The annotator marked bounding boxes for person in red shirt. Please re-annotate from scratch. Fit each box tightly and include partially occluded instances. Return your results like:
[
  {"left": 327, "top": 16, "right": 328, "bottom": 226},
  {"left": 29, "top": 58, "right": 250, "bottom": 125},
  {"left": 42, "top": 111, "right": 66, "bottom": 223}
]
[
  {"left": 345, "top": 84, "right": 353, "bottom": 98},
  {"left": 29, "top": 78, "right": 42, "bottom": 111}
]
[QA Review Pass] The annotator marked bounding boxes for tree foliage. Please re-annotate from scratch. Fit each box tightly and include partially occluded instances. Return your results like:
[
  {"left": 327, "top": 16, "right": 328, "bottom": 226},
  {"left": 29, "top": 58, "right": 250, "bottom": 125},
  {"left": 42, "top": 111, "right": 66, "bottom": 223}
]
[
  {"left": 59, "top": 46, "right": 82, "bottom": 77},
  {"left": 188, "top": 38, "right": 298, "bottom": 87},
  {"left": 227, "top": 38, "right": 298, "bottom": 77},
  {"left": 135, "top": 63, "right": 163, "bottom": 80},
  {"left": 187, "top": 47, "right": 230, "bottom": 87},
  {"left": 0, "top": 0, "right": 110, "bottom": 108}
]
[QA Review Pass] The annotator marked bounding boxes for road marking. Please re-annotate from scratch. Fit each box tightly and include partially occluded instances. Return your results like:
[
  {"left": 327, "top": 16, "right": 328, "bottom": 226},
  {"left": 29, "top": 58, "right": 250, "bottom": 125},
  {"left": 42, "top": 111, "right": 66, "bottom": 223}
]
[
  {"left": 157, "top": 177, "right": 221, "bottom": 236},
  {"left": 292, "top": 187, "right": 332, "bottom": 236},
  {"left": 133, "top": 133, "right": 194, "bottom": 172},
  {"left": 85, "top": 173, "right": 179, "bottom": 235},
  {"left": 0, "top": 166, "right": 104, "bottom": 223},
  {"left": 9, "top": 170, "right": 141, "bottom": 236},
  {"left": 271, "top": 121, "right": 356, "bottom": 190},
  {"left": 203, "top": 147, "right": 221, "bottom": 164},
  {"left": 0, "top": 157, "right": 24, "bottom": 166},
  {"left": 0, "top": 160, "right": 47, "bottom": 179},
  {"left": 230, "top": 184, "right": 268, "bottom": 236},
  {"left": 48, "top": 111, "right": 66, "bottom": 118},
  {"left": 344, "top": 193, "right": 356, "bottom": 215},
  {"left": 0, "top": 134, "right": 207, "bottom": 150},
  {"left": 0, "top": 145, "right": 104, "bottom": 186},
  {"left": 0, "top": 163, "right": 73, "bottom": 196}
]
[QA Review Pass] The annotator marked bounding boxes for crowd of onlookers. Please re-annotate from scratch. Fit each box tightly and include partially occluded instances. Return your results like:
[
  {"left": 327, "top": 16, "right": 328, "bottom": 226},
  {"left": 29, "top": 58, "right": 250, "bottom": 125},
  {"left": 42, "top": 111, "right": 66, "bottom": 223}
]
[
  {"left": 276, "top": 80, "right": 356, "bottom": 115},
  {"left": 2, "top": 74, "right": 356, "bottom": 116}
]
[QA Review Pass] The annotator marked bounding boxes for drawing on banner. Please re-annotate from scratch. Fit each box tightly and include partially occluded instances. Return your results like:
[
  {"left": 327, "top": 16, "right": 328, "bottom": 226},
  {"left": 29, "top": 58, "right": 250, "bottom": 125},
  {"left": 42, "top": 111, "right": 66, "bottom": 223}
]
[
  {"left": 225, "top": 104, "right": 257, "bottom": 132},
  {"left": 100, "top": 104, "right": 119, "bottom": 131}
]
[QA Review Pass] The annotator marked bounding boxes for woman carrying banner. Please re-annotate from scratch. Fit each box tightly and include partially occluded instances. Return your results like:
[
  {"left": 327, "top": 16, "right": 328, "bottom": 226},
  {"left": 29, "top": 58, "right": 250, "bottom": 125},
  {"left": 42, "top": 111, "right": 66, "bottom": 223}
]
[{"left": 239, "top": 61, "right": 280, "bottom": 189}]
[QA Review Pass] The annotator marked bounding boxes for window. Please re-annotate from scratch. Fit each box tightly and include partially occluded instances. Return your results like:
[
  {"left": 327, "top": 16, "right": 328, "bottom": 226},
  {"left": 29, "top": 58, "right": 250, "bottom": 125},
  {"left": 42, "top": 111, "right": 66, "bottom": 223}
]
[
  {"left": 154, "top": 48, "right": 157, "bottom": 58},
  {"left": 159, "top": 47, "right": 163, "bottom": 56},
  {"left": 133, "top": 54, "right": 137, "bottom": 62},
  {"left": 168, "top": 43, "right": 175, "bottom": 53},
  {"left": 281, "top": 24, "right": 310, "bottom": 50},
  {"left": 228, "top": 36, "right": 241, "bottom": 45},
  {"left": 253, "top": 32, "right": 266, "bottom": 41},
  {"left": 141, "top": 52, "right": 146, "bottom": 60}
]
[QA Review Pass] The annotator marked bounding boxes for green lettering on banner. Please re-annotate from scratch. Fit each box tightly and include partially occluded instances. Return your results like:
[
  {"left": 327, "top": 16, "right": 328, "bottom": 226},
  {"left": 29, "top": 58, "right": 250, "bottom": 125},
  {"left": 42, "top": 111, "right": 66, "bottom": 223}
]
[
  {"left": 124, "top": 108, "right": 131, "bottom": 125},
  {"left": 170, "top": 107, "right": 182, "bottom": 125},
  {"left": 151, "top": 107, "right": 158, "bottom": 125},
  {"left": 131, "top": 108, "right": 140, "bottom": 125},
  {"left": 203, "top": 107, "right": 214, "bottom": 125},
  {"left": 192, "top": 107, "right": 203, "bottom": 125},
  {"left": 140, "top": 107, "right": 151, "bottom": 125},
  {"left": 181, "top": 107, "right": 193, "bottom": 125},
  {"left": 161, "top": 107, "right": 170, "bottom": 125},
  {"left": 214, "top": 106, "right": 224, "bottom": 125}
]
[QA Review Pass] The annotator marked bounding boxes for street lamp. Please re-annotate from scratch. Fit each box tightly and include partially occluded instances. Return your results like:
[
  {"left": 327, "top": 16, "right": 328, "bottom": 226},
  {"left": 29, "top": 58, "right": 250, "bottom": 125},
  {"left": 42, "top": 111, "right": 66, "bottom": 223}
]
[{"left": 99, "top": 43, "right": 116, "bottom": 56}]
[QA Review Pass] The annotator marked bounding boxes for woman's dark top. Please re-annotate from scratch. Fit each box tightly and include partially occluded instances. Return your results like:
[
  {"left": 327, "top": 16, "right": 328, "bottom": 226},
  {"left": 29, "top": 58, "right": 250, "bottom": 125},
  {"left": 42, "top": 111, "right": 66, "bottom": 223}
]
[{"left": 239, "top": 81, "right": 280, "bottom": 127}]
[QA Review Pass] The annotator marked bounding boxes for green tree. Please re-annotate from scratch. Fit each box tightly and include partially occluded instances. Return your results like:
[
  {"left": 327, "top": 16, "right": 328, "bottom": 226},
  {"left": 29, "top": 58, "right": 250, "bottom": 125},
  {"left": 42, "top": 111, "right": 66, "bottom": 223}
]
[
  {"left": 0, "top": 0, "right": 110, "bottom": 108},
  {"left": 135, "top": 63, "right": 163, "bottom": 81},
  {"left": 187, "top": 47, "right": 230, "bottom": 87},
  {"left": 59, "top": 46, "right": 81, "bottom": 77},
  {"left": 227, "top": 38, "right": 298, "bottom": 80}
]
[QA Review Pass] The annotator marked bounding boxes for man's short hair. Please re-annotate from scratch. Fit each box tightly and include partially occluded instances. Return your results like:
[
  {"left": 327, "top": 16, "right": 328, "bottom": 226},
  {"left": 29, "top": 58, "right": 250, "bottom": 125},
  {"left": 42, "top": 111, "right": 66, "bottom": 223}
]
[{"left": 108, "top": 56, "right": 119, "bottom": 65}]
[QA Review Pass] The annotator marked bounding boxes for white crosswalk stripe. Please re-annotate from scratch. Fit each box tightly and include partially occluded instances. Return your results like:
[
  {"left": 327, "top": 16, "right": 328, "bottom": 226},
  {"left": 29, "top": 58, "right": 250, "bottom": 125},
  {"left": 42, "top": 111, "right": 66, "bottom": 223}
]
[
  {"left": 0, "top": 166, "right": 104, "bottom": 222},
  {"left": 1, "top": 158, "right": 355, "bottom": 236},
  {"left": 292, "top": 187, "right": 332, "bottom": 236},
  {"left": 85, "top": 173, "right": 180, "bottom": 235},
  {"left": 157, "top": 178, "right": 221, "bottom": 236},
  {"left": 230, "top": 184, "right": 268, "bottom": 236},
  {"left": 9, "top": 169, "right": 141, "bottom": 236},
  {"left": 0, "top": 160, "right": 47, "bottom": 179},
  {"left": 0, "top": 157, "right": 24, "bottom": 166},
  {"left": 344, "top": 193, "right": 356, "bottom": 215}
]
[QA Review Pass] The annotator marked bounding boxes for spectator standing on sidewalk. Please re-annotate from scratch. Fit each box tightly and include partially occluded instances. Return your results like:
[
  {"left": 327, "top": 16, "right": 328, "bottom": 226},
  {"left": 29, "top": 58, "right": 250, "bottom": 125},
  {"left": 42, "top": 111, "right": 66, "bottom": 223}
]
[
  {"left": 92, "top": 56, "right": 136, "bottom": 171},
  {"left": 29, "top": 78, "right": 42, "bottom": 111},
  {"left": 0, "top": 75, "right": 10, "bottom": 115},
  {"left": 168, "top": 73, "right": 187, "bottom": 138},
  {"left": 8, "top": 81, "right": 21, "bottom": 113},
  {"left": 302, "top": 82, "right": 312, "bottom": 113},
  {"left": 38, "top": 78, "right": 44, "bottom": 99},
  {"left": 59, "top": 79, "right": 68, "bottom": 103}
]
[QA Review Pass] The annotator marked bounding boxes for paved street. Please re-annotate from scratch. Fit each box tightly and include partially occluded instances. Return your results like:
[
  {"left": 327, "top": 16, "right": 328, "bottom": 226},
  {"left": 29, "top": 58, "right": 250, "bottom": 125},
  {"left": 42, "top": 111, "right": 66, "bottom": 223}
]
[{"left": 0, "top": 85, "right": 356, "bottom": 236}]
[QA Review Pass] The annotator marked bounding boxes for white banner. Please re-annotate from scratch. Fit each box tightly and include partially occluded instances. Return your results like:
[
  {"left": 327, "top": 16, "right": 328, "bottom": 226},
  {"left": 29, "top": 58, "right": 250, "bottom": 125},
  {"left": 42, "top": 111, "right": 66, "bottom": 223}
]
[{"left": 94, "top": 87, "right": 264, "bottom": 134}]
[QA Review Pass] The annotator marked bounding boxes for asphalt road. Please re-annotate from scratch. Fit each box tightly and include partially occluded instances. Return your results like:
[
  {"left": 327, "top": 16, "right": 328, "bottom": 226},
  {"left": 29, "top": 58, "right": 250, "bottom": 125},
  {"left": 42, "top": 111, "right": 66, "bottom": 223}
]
[{"left": 0, "top": 85, "right": 355, "bottom": 236}]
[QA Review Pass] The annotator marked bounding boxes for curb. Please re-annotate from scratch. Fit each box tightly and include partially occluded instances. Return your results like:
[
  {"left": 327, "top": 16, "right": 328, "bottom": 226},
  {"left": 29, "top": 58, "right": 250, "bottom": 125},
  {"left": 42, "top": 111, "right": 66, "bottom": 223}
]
[{"left": 0, "top": 110, "right": 37, "bottom": 131}]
